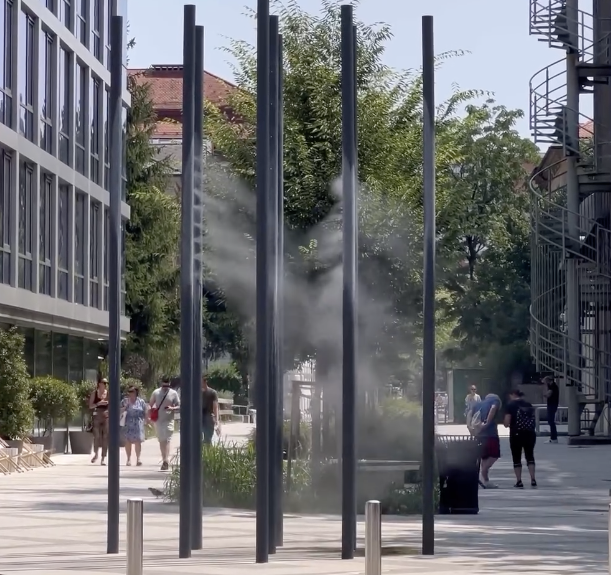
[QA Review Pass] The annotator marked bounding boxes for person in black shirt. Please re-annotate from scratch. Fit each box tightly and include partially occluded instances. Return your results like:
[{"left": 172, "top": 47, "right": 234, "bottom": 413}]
[
  {"left": 201, "top": 376, "right": 219, "bottom": 444},
  {"left": 542, "top": 375, "right": 559, "bottom": 443},
  {"left": 504, "top": 390, "right": 537, "bottom": 489}
]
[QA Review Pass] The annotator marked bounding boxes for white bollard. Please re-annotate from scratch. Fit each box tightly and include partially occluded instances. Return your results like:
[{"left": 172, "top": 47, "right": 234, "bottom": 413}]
[
  {"left": 365, "top": 500, "right": 381, "bottom": 575},
  {"left": 127, "top": 499, "right": 144, "bottom": 575}
]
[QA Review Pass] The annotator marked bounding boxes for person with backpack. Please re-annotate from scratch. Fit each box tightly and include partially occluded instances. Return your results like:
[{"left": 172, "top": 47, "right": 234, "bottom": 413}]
[{"left": 504, "top": 389, "right": 537, "bottom": 489}]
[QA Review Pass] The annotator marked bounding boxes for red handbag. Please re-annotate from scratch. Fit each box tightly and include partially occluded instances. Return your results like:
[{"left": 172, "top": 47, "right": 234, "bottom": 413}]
[{"left": 150, "top": 391, "right": 169, "bottom": 423}]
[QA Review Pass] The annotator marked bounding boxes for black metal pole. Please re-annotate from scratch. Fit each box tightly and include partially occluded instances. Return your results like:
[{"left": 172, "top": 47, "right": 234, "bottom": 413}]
[
  {"left": 340, "top": 3, "right": 357, "bottom": 561},
  {"left": 106, "top": 13, "right": 123, "bottom": 556},
  {"left": 179, "top": 3, "right": 196, "bottom": 559},
  {"left": 421, "top": 14, "right": 436, "bottom": 557},
  {"left": 267, "top": 13, "right": 279, "bottom": 556},
  {"left": 275, "top": 30, "right": 285, "bottom": 550},
  {"left": 255, "top": 0, "right": 271, "bottom": 564},
  {"left": 191, "top": 23, "right": 205, "bottom": 551}
]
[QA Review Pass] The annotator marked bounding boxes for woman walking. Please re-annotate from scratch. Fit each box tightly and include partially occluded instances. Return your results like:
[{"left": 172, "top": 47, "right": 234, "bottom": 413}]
[
  {"left": 89, "top": 378, "right": 109, "bottom": 465},
  {"left": 504, "top": 389, "right": 538, "bottom": 488},
  {"left": 121, "top": 386, "right": 148, "bottom": 466}
]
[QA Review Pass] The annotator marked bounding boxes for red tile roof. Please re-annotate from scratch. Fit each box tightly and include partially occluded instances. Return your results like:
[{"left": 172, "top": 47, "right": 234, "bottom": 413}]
[{"left": 128, "top": 66, "right": 236, "bottom": 138}]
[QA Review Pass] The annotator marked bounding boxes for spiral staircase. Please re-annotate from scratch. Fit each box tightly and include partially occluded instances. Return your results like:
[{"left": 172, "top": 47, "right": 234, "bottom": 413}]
[{"left": 529, "top": 0, "right": 611, "bottom": 436}]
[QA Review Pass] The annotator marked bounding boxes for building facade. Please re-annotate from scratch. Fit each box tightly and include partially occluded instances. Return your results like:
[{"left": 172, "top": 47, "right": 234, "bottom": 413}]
[{"left": 0, "top": 0, "right": 130, "bottom": 380}]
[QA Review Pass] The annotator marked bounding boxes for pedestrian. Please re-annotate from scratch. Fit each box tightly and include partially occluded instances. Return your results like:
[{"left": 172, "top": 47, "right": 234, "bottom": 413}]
[
  {"left": 201, "top": 376, "right": 220, "bottom": 445},
  {"left": 89, "top": 378, "right": 109, "bottom": 465},
  {"left": 471, "top": 393, "right": 502, "bottom": 489},
  {"left": 504, "top": 389, "right": 537, "bottom": 489},
  {"left": 149, "top": 376, "right": 180, "bottom": 471},
  {"left": 465, "top": 385, "right": 481, "bottom": 418},
  {"left": 542, "top": 375, "right": 559, "bottom": 443},
  {"left": 121, "top": 386, "right": 148, "bottom": 466}
]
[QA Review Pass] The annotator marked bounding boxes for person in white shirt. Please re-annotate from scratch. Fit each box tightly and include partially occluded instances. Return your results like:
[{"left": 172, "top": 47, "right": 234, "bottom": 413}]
[{"left": 149, "top": 376, "right": 180, "bottom": 471}]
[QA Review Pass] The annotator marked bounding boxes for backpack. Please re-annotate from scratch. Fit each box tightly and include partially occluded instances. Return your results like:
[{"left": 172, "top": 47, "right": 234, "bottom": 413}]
[{"left": 515, "top": 402, "right": 536, "bottom": 432}]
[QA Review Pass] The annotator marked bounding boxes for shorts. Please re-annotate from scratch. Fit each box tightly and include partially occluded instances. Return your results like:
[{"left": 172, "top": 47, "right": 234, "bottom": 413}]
[
  {"left": 481, "top": 435, "right": 501, "bottom": 460},
  {"left": 155, "top": 421, "right": 174, "bottom": 443}
]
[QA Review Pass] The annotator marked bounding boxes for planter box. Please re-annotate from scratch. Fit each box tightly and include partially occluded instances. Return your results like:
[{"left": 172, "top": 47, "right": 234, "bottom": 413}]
[
  {"left": 69, "top": 431, "right": 93, "bottom": 454},
  {"left": 4, "top": 439, "right": 23, "bottom": 454},
  {"left": 29, "top": 431, "right": 68, "bottom": 455}
]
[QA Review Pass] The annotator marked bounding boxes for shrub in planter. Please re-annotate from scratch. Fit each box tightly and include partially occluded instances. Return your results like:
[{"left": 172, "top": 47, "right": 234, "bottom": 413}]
[
  {"left": 0, "top": 327, "right": 34, "bottom": 440},
  {"left": 73, "top": 380, "right": 96, "bottom": 429},
  {"left": 30, "top": 376, "right": 79, "bottom": 436}
]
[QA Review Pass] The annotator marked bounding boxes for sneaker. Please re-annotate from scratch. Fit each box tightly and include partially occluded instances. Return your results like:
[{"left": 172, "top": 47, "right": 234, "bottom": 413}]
[
  {"left": 484, "top": 481, "right": 499, "bottom": 489},
  {"left": 514, "top": 480, "right": 524, "bottom": 489},
  {"left": 126, "top": 460, "right": 131, "bottom": 466},
  {"left": 100, "top": 458, "right": 106, "bottom": 466},
  {"left": 531, "top": 479, "right": 538, "bottom": 488},
  {"left": 547, "top": 439, "right": 558, "bottom": 444},
  {"left": 137, "top": 460, "right": 142, "bottom": 467},
  {"left": 160, "top": 461, "right": 169, "bottom": 471},
  {"left": 91, "top": 455, "right": 98, "bottom": 464}
]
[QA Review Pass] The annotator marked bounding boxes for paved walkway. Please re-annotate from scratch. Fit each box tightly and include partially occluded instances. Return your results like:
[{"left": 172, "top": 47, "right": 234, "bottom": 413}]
[{"left": 0, "top": 424, "right": 609, "bottom": 574}]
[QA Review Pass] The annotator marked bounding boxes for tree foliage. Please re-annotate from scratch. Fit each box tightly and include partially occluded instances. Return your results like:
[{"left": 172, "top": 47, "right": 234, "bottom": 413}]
[
  {"left": 204, "top": 0, "right": 539, "bottom": 387},
  {"left": 124, "top": 74, "right": 181, "bottom": 382}
]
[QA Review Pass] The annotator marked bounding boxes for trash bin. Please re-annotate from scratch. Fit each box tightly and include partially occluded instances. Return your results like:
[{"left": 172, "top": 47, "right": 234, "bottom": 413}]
[{"left": 436, "top": 435, "right": 480, "bottom": 515}]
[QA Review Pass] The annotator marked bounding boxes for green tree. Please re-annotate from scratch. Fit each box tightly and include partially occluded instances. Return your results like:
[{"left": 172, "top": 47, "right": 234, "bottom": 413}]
[
  {"left": 0, "top": 328, "right": 34, "bottom": 439},
  {"left": 124, "top": 73, "right": 181, "bottom": 383},
  {"left": 204, "top": 0, "right": 483, "bottom": 384}
]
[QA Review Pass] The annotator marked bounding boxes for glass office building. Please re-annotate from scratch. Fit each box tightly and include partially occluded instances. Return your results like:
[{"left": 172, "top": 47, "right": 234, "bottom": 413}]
[{"left": 0, "top": 0, "right": 130, "bottom": 380}]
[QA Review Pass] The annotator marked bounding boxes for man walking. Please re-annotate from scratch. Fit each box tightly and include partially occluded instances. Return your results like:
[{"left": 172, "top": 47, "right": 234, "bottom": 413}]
[
  {"left": 542, "top": 375, "right": 559, "bottom": 443},
  {"left": 201, "top": 376, "right": 220, "bottom": 445},
  {"left": 149, "top": 376, "right": 180, "bottom": 470}
]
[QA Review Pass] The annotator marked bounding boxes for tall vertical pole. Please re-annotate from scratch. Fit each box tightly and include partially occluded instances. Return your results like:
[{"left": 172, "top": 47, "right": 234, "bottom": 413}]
[
  {"left": 106, "top": 13, "right": 124, "bottom": 556},
  {"left": 275, "top": 31, "right": 285, "bottom": 550},
  {"left": 179, "top": 4, "right": 196, "bottom": 559},
  {"left": 191, "top": 24, "right": 205, "bottom": 550},
  {"left": 255, "top": 0, "right": 271, "bottom": 564},
  {"left": 340, "top": 3, "right": 357, "bottom": 561},
  {"left": 267, "top": 14, "right": 280, "bottom": 556},
  {"left": 421, "top": 14, "right": 436, "bottom": 556},
  {"left": 565, "top": 0, "right": 581, "bottom": 437}
]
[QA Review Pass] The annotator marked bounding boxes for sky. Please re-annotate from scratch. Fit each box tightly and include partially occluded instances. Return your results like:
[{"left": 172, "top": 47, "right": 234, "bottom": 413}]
[{"left": 127, "top": 0, "right": 554, "bottom": 139}]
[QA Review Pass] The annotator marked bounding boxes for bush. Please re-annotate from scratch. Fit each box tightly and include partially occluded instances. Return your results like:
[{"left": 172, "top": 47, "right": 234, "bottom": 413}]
[
  {"left": 358, "top": 397, "right": 422, "bottom": 461},
  {"left": 73, "top": 380, "right": 96, "bottom": 424},
  {"left": 164, "top": 441, "right": 311, "bottom": 510},
  {"left": 30, "top": 377, "right": 79, "bottom": 436},
  {"left": 0, "top": 328, "right": 34, "bottom": 439},
  {"left": 206, "top": 362, "right": 243, "bottom": 396}
]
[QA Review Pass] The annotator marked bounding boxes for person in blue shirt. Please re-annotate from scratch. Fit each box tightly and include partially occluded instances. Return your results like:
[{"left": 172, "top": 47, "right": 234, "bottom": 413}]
[{"left": 474, "top": 393, "right": 502, "bottom": 489}]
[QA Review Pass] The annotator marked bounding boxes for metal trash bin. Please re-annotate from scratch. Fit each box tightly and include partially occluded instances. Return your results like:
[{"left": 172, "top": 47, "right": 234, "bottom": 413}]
[{"left": 436, "top": 435, "right": 480, "bottom": 515}]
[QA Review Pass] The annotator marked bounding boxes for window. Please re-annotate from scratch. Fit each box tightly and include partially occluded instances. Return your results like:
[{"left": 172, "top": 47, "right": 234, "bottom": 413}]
[
  {"left": 59, "top": 0, "right": 71, "bottom": 30},
  {"left": 103, "top": 206, "right": 108, "bottom": 310},
  {"left": 45, "top": 0, "right": 54, "bottom": 12},
  {"left": 76, "top": 0, "right": 87, "bottom": 46},
  {"left": 0, "top": 0, "right": 14, "bottom": 128},
  {"left": 18, "top": 161, "right": 33, "bottom": 291},
  {"left": 74, "top": 192, "right": 85, "bottom": 304},
  {"left": 90, "top": 0, "right": 101, "bottom": 60},
  {"left": 18, "top": 11, "right": 34, "bottom": 141},
  {"left": 103, "top": 88, "right": 109, "bottom": 189},
  {"left": 58, "top": 47, "right": 71, "bottom": 165},
  {"left": 75, "top": 62, "right": 86, "bottom": 175},
  {"left": 0, "top": 149, "right": 11, "bottom": 285},
  {"left": 39, "top": 174, "right": 52, "bottom": 295},
  {"left": 90, "top": 76, "right": 100, "bottom": 184},
  {"left": 58, "top": 184, "right": 69, "bottom": 300},
  {"left": 39, "top": 30, "right": 54, "bottom": 154},
  {"left": 89, "top": 201, "right": 99, "bottom": 306},
  {"left": 105, "top": 0, "right": 111, "bottom": 69}
]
